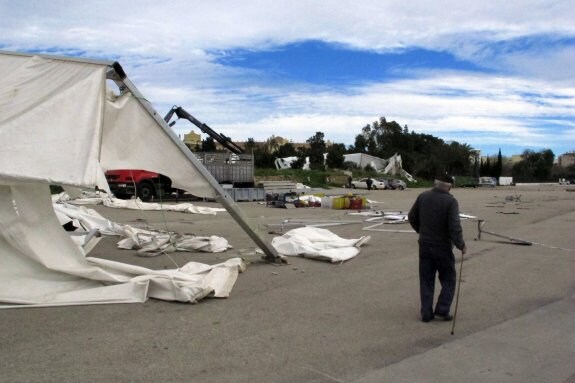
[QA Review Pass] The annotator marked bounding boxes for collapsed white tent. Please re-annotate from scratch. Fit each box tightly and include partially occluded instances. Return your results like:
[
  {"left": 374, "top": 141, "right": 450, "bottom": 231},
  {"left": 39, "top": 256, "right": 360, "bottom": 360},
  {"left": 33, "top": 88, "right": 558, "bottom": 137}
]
[{"left": 0, "top": 51, "right": 279, "bottom": 307}]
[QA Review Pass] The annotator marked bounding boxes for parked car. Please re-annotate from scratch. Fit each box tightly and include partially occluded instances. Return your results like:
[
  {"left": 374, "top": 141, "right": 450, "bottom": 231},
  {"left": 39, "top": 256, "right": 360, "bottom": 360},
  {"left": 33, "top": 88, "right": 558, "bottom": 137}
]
[
  {"left": 459, "top": 178, "right": 479, "bottom": 188},
  {"left": 387, "top": 178, "right": 407, "bottom": 190},
  {"left": 375, "top": 179, "right": 390, "bottom": 190},
  {"left": 478, "top": 177, "right": 497, "bottom": 187},
  {"left": 351, "top": 178, "right": 388, "bottom": 190}
]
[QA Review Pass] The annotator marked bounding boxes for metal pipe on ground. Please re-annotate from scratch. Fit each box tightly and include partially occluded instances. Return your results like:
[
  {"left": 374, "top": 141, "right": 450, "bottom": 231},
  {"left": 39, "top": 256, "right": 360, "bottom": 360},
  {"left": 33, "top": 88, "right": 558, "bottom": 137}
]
[{"left": 474, "top": 220, "right": 532, "bottom": 246}]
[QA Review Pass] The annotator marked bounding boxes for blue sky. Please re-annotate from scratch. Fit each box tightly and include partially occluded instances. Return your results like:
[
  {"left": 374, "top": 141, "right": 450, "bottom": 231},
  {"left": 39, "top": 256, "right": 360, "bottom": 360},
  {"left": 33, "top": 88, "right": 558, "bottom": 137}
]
[{"left": 1, "top": 0, "right": 574, "bottom": 157}]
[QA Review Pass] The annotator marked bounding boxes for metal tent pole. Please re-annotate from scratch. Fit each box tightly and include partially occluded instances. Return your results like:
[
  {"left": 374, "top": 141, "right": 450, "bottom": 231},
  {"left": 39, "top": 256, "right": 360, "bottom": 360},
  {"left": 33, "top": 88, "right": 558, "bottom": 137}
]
[{"left": 474, "top": 220, "right": 532, "bottom": 246}]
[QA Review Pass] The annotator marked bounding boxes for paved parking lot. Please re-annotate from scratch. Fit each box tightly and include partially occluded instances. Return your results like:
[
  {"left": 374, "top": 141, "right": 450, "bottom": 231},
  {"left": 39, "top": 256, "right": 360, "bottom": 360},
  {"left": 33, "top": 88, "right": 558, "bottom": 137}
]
[{"left": 2, "top": 185, "right": 574, "bottom": 382}]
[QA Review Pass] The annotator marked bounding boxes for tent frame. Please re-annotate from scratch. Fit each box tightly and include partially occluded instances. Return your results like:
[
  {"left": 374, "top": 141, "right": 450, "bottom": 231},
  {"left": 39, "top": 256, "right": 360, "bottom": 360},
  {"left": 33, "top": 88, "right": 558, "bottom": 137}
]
[{"left": 2, "top": 50, "right": 282, "bottom": 263}]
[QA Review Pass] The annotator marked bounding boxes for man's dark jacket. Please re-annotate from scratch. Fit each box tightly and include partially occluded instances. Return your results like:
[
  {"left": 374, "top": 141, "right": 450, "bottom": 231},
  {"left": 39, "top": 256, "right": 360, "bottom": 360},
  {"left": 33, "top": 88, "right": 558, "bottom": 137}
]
[{"left": 408, "top": 187, "right": 465, "bottom": 250}]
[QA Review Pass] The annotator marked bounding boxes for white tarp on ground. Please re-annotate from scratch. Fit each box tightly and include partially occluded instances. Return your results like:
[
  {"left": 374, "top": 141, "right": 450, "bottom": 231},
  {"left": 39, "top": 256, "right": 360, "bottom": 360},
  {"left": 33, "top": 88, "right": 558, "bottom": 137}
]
[
  {"left": 53, "top": 192, "right": 226, "bottom": 215},
  {"left": 54, "top": 202, "right": 124, "bottom": 235},
  {"left": 271, "top": 227, "right": 371, "bottom": 263},
  {"left": 0, "top": 52, "right": 242, "bottom": 307},
  {"left": 102, "top": 197, "right": 226, "bottom": 215},
  {"left": 53, "top": 202, "right": 231, "bottom": 255},
  {"left": 0, "top": 184, "right": 244, "bottom": 308}
]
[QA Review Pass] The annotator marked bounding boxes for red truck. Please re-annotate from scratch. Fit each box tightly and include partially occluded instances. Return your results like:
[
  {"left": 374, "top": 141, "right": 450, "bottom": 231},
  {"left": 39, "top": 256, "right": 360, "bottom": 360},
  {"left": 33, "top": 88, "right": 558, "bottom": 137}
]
[{"left": 105, "top": 169, "right": 177, "bottom": 202}]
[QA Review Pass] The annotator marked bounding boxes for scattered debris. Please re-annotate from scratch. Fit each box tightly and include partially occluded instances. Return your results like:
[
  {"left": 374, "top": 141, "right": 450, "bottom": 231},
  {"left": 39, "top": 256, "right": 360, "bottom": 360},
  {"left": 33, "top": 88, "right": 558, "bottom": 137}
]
[
  {"left": 266, "top": 219, "right": 362, "bottom": 232},
  {"left": 505, "top": 195, "right": 522, "bottom": 202},
  {"left": 363, "top": 213, "right": 477, "bottom": 231},
  {"left": 363, "top": 225, "right": 416, "bottom": 233}
]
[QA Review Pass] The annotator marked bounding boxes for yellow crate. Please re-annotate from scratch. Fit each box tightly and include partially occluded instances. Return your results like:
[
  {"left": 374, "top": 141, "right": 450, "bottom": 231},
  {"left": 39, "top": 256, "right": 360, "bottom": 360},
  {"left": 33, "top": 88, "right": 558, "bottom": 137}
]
[{"left": 332, "top": 196, "right": 346, "bottom": 209}]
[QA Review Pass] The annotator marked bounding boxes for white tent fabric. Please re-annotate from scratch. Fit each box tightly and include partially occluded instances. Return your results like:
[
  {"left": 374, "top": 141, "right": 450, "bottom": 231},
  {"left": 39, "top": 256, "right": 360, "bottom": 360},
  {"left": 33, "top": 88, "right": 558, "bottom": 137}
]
[
  {"left": 52, "top": 201, "right": 231, "bottom": 255},
  {"left": 53, "top": 202, "right": 124, "bottom": 235},
  {"left": 0, "top": 55, "right": 106, "bottom": 187},
  {"left": 100, "top": 90, "right": 215, "bottom": 197},
  {"left": 271, "top": 227, "right": 371, "bottom": 263},
  {"left": 117, "top": 229, "right": 231, "bottom": 256},
  {"left": 0, "top": 53, "right": 215, "bottom": 198},
  {"left": 102, "top": 197, "right": 226, "bottom": 215},
  {"left": 0, "top": 184, "right": 243, "bottom": 307},
  {"left": 52, "top": 192, "right": 226, "bottom": 214},
  {"left": 0, "top": 52, "right": 245, "bottom": 308},
  {"left": 0, "top": 184, "right": 244, "bottom": 307}
]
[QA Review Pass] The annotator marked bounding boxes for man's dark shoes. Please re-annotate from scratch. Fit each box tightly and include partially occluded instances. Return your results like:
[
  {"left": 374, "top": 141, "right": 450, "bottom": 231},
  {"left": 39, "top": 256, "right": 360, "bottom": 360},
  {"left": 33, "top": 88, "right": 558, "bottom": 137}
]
[
  {"left": 421, "top": 314, "right": 434, "bottom": 323},
  {"left": 434, "top": 312, "right": 453, "bottom": 321}
]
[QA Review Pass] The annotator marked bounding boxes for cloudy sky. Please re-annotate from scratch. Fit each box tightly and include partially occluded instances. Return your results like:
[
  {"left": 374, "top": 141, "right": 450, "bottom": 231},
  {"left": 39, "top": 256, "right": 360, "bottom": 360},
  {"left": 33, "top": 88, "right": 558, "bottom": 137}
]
[{"left": 1, "top": 0, "right": 574, "bottom": 157}]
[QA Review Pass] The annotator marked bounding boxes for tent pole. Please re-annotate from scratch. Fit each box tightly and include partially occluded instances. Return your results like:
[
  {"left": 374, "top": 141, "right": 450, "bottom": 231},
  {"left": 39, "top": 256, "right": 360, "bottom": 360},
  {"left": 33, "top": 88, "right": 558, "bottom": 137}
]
[{"left": 109, "top": 66, "right": 284, "bottom": 263}]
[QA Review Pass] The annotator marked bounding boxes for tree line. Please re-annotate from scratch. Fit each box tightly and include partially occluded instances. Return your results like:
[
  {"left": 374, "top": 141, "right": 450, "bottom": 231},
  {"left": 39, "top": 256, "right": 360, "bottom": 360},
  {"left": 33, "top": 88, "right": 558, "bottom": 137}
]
[{"left": 195, "top": 117, "right": 561, "bottom": 182}]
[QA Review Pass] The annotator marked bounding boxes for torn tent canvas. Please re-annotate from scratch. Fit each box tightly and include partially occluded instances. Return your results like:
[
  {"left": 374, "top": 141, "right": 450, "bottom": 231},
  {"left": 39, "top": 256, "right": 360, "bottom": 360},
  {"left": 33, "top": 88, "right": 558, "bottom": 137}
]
[
  {"left": 0, "top": 51, "right": 244, "bottom": 307},
  {"left": 0, "top": 52, "right": 215, "bottom": 198}
]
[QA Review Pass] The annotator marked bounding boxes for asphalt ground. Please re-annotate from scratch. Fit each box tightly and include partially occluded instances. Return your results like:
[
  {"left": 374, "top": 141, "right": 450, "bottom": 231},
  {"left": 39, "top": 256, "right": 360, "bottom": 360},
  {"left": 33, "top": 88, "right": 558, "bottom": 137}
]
[{"left": 1, "top": 184, "right": 574, "bottom": 382}]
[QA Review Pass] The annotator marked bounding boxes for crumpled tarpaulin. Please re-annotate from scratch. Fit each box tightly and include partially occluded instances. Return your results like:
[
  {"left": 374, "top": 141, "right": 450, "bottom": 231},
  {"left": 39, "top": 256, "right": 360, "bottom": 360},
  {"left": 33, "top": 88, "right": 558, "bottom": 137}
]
[
  {"left": 271, "top": 227, "right": 370, "bottom": 262},
  {"left": 53, "top": 192, "right": 226, "bottom": 215},
  {"left": 103, "top": 197, "right": 226, "bottom": 215},
  {"left": 0, "top": 53, "right": 247, "bottom": 308},
  {"left": 118, "top": 227, "right": 231, "bottom": 256},
  {"left": 0, "top": 184, "right": 243, "bottom": 308},
  {"left": 53, "top": 201, "right": 231, "bottom": 255},
  {"left": 54, "top": 201, "right": 124, "bottom": 235}
]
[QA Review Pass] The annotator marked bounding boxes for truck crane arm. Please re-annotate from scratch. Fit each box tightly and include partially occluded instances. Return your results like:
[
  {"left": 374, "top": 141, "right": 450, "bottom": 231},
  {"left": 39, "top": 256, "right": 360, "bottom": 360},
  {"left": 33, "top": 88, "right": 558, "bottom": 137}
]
[{"left": 164, "top": 106, "right": 244, "bottom": 155}]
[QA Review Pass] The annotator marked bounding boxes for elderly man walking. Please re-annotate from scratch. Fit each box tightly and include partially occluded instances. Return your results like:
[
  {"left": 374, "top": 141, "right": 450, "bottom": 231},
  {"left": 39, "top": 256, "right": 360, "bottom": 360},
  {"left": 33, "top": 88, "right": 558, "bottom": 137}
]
[{"left": 408, "top": 174, "right": 467, "bottom": 323}]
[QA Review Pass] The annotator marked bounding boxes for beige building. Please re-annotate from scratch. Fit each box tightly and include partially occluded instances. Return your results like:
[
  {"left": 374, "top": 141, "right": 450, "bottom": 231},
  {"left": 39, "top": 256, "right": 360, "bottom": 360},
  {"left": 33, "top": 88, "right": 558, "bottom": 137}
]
[
  {"left": 192, "top": 132, "right": 317, "bottom": 153},
  {"left": 183, "top": 130, "right": 201, "bottom": 149},
  {"left": 504, "top": 154, "right": 523, "bottom": 166},
  {"left": 558, "top": 152, "right": 575, "bottom": 167},
  {"left": 233, "top": 136, "right": 311, "bottom": 153}
]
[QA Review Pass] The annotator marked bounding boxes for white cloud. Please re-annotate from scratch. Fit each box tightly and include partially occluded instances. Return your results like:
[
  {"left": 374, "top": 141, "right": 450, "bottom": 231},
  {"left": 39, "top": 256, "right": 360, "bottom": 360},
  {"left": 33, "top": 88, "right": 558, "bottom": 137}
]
[
  {"left": 1, "top": 0, "right": 574, "bottom": 155},
  {"left": 2, "top": 1, "right": 574, "bottom": 54},
  {"left": 162, "top": 71, "right": 574, "bottom": 153}
]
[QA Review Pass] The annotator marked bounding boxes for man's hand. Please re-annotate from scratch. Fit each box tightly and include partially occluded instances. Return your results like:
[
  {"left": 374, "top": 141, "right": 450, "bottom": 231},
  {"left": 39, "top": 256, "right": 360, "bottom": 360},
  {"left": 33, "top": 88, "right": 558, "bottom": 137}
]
[{"left": 461, "top": 246, "right": 467, "bottom": 255}]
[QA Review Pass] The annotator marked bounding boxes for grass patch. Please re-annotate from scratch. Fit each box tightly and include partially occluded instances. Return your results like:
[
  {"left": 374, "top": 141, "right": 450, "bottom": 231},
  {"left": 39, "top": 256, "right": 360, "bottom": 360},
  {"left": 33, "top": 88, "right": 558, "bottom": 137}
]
[{"left": 255, "top": 168, "right": 427, "bottom": 188}]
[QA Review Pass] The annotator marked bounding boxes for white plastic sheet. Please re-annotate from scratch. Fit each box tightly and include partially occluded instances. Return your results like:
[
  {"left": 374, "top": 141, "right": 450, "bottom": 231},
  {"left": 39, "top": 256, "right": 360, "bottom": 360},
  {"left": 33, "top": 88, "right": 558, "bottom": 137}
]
[
  {"left": 102, "top": 197, "right": 226, "bottom": 215},
  {"left": 53, "top": 201, "right": 231, "bottom": 255},
  {"left": 271, "top": 227, "right": 370, "bottom": 263},
  {"left": 0, "top": 184, "right": 244, "bottom": 307},
  {"left": 117, "top": 227, "right": 231, "bottom": 255},
  {"left": 0, "top": 55, "right": 106, "bottom": 187},
  {"left": 0, "top": 52, "right": 215, "bottom": 198},
  {"left": 100, "top": 91, "right": 215, "bottom": 198}
]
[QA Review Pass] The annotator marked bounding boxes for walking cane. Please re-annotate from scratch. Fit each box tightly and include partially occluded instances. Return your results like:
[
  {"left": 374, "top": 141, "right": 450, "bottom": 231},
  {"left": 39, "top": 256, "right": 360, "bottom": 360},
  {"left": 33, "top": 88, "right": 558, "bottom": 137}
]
[{"left": 451, "top": 250, "right": 465, "bottom": 335}]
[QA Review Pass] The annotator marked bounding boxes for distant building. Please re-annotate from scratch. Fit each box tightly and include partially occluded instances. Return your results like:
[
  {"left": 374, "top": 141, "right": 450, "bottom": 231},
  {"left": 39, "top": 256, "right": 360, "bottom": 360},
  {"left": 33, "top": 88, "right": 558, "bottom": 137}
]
[
  {"left": 183, "top": 130, "right": 201, "bottom": 148},
  {"left": 231, "top": 136, "right": 311, "bottom": 153},
  {"left": 558, "top": 152, "right": 575, "bottom": 168},
  {"left": 192, "top": 132, "right": 320, "bottom": 153},
  {"left": 504, "top": 155, "right": 523, "bottom": 166}
]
